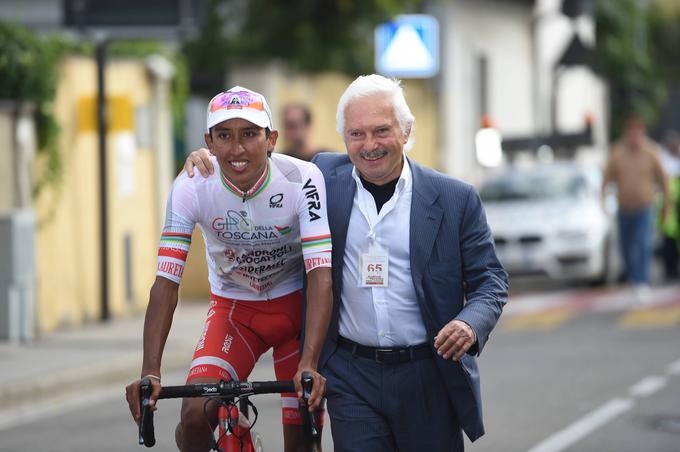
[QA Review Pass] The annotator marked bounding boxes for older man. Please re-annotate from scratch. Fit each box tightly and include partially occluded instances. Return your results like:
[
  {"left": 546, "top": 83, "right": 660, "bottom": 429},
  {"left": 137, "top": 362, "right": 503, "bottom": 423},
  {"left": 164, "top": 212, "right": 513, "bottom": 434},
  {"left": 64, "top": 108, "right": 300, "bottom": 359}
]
[{"left": 186, "top": 75, "right": 508, "bottom": 451}]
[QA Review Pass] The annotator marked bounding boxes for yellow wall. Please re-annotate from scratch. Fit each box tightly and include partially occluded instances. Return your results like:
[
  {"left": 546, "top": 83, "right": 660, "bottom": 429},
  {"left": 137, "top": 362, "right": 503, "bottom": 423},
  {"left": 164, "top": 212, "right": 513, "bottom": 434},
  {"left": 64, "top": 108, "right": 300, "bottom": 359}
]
[
  {"left": 34, "top": 56, "right": 160, "bottom": 332},
  {"left": 179, "top": 70, "right": 439, "bottom": 300}
]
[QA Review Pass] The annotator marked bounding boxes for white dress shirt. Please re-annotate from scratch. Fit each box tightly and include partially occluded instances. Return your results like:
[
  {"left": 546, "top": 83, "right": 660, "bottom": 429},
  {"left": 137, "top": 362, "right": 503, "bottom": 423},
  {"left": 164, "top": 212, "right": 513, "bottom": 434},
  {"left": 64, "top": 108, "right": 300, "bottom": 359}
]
[{"left": 338, "top": 158, "right": 428, "bottom": 347}]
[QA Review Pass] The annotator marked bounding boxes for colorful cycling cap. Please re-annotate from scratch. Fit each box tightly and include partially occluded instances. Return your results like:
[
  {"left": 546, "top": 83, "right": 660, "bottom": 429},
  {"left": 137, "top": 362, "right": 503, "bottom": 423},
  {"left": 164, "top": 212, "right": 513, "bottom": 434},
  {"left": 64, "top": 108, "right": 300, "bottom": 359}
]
[{"left": 207, "top": 86, "right": 273, "bottom": 131}]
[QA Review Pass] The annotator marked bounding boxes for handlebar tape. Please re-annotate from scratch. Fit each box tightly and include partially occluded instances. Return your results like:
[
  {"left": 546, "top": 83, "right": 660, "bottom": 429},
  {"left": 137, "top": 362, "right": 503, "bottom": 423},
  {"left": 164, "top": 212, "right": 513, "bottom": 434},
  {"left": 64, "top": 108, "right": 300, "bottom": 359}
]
[{"left": 138, "top": 378, "right": 156, "bottom": 447}]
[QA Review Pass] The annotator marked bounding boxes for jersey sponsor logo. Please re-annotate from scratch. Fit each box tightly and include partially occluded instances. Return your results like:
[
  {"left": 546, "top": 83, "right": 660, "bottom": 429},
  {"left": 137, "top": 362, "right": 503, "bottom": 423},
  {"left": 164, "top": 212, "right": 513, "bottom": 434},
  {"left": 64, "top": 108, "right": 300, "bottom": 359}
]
[
  {"left": 212, "top": 210, "right": 281, "bottom": 240},
  {"left": 212, "top": 210, "right": 254, "bottom": 232},
  {"left": 221, "top": 245, "right": 291, "bottom": 267},
  {"left": 188, "top": 366, "right": 209, "bottom": 378},
  {"left": 196, "top": 320, "right": 211, "bottom": 351},
  {"left": 158, "top": 261, "right": 184, "bottom": 278},
  {"left": 304, "top": 256, "right": 332, "bottom": 271},
  {"left": 237, "top": 259, "right": 287, "bottom": 276},
  {"left": 217, "top": 230, "right": 279, "bottom": 240},
  {"left": 269, "top": 193, "right": 284, "bottom": 208},
  {"left": 248, "top": 279, "right": 275, "bottom": 292},
  {"left": 222, "top": 334, "right": 234, "bottom": 354},
  {"left": 303, "top": 179, "right": 322, "bottom": 221},
  {"left": 216, "top": 244, "right": 293, "bottom": 291},
  {"left": 223, "top": 248, "right": 236, "bottom": 262}
]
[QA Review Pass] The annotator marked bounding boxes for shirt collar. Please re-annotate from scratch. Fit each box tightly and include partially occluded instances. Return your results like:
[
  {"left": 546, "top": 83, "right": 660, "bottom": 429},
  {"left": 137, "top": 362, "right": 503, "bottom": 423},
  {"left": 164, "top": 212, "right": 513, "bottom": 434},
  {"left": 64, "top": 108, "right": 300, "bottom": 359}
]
[
  {"left": 351, "top": 153, "right": 411, "bottom": 193},
  {"left": 220, "top": 159, "right": 271, "bottom": 200}
]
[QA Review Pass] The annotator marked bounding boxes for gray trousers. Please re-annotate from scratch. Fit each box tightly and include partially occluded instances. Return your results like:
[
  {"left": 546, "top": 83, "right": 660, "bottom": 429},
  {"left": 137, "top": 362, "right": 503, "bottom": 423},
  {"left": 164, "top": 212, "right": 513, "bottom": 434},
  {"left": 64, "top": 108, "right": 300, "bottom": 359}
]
[{"left": 322, "top": 345, "right": 464, "bottom": 452}]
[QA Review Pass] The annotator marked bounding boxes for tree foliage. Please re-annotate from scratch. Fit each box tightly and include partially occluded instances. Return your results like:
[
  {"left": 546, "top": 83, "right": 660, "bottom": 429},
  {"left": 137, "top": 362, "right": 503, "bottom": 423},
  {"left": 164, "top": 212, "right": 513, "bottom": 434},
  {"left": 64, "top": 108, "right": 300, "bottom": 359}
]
[
  {"left": 182, "top": 0, "right": 426, "bottom": 94},
  {"left": 0, "top": 22, "right": 89, "bottom": 198},
  {"left": 595, "top": 0, "right": 680, "bottom": 138}
]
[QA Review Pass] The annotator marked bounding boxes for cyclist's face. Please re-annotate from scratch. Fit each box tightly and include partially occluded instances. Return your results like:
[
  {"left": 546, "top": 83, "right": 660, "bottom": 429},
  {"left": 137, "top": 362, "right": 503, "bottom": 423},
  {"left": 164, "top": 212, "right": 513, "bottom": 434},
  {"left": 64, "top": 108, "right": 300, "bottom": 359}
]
[
  {"left": 205, "top": 118, "right": 278, "bottom": 191},
  {"left": 342, "top": 94, "right": 408, "bottom": 186}
]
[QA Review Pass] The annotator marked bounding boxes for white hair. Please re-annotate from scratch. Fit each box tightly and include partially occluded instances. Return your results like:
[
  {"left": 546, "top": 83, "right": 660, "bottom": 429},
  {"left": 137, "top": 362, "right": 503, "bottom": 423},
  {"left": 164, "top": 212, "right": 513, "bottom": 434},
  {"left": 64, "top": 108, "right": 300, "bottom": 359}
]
[{"left": 335, "top": 74, "right": 415, "bottom": 137}]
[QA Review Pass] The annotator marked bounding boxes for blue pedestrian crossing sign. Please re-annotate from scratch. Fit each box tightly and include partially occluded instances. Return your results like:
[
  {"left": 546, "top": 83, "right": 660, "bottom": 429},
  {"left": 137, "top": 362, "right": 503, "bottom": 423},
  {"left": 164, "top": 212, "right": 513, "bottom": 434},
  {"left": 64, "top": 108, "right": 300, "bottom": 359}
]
[{"left": 375, "top": 14, "right": 439, "bottom": 79}]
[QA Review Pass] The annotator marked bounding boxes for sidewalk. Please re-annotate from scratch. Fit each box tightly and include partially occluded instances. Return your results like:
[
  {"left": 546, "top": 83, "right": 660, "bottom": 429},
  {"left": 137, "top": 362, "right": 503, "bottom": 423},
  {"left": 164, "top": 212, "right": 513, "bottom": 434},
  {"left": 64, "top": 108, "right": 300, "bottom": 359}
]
[{"left": 0, "top": 300, "right": 208, "bottom": 413}]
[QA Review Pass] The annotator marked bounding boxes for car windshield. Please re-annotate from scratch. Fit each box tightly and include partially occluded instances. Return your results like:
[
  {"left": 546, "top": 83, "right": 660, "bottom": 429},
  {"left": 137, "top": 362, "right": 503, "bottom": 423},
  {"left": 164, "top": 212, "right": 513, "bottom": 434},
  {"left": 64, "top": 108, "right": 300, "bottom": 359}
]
[{"left": 480, "top": 168, "right": 588, "bottom": 202}]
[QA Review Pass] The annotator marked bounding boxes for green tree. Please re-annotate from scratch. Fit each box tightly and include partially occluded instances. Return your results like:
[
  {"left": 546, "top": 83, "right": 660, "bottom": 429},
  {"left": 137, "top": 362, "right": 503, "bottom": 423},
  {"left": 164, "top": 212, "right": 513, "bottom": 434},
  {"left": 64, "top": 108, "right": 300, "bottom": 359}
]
[
  {"left": 183, "top": 0, "right": 426, "bottom": 95},
  {"left": 0, "top": 22, "right": 89, "bottom": 198},
  {"left": 596, "top": 0, "right": 680, "bottom": 138}
]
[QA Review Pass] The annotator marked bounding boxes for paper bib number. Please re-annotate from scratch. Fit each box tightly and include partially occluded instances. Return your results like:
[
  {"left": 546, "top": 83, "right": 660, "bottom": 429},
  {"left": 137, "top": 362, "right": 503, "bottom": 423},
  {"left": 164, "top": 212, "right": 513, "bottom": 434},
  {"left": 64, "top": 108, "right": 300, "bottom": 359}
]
[{"left": 360, "top": 253, "right": 389, "bottom": 287}]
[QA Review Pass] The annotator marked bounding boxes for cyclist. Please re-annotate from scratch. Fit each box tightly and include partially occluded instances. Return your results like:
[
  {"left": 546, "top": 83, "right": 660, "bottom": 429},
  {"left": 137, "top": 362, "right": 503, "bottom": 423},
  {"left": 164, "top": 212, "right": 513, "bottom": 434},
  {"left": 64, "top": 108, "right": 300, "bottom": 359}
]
[{"left": 125, "top": 86, "right": 332, "bottom": 452}]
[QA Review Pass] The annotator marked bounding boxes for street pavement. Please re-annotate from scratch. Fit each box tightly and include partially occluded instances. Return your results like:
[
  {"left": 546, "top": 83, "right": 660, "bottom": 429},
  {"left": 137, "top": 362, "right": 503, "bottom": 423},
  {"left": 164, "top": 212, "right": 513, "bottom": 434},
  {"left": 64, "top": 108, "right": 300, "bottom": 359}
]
[{"left": 1, "top": 283, "right": 679, "bottom": 451}]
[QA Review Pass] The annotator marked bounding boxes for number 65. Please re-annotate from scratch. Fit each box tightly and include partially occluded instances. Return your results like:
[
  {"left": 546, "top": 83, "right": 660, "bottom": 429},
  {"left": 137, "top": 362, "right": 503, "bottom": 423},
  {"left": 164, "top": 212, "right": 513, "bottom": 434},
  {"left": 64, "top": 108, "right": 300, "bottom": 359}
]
[{"left": 367, "top": 263, "right": 383, "bottom": 272}]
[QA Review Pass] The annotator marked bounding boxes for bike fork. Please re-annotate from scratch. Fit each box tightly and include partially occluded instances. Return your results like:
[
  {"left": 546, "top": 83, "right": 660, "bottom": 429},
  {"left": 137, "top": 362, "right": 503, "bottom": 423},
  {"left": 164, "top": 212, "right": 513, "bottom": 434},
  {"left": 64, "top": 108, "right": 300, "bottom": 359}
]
[{"left": 218, "top": 404, "right": 255, "bottom": 452}]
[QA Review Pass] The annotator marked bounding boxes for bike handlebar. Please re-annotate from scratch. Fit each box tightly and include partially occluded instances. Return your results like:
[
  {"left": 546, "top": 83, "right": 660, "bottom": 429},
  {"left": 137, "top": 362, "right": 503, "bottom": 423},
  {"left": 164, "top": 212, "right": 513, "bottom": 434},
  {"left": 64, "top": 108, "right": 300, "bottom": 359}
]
[
  {"left": 138, "top": 378, "right": 299, "bottom": 448},
  {"left": 158, "top": 380, "right": 295, "bottom": 399}
]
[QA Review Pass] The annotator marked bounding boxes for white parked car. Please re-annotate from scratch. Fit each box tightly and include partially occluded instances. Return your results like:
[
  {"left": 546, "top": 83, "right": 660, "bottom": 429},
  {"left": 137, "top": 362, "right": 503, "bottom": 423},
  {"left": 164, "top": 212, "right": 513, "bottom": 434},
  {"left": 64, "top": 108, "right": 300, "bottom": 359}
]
[{"left": 480, "top": 163, "right": 619, "bottom": 284}]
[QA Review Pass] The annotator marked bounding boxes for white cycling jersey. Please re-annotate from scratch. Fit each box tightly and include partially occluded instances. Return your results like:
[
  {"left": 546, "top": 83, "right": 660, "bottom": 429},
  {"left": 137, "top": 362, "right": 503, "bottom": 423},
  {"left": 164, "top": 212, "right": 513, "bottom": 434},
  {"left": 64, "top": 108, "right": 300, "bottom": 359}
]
[{"left": 156, "top": 154, "right": 332, "bottom": 300}]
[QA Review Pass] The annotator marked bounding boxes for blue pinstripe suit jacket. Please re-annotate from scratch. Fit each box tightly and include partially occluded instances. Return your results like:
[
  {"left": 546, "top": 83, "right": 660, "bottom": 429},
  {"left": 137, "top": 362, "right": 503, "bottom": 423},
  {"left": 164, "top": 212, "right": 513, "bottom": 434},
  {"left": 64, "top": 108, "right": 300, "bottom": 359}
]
[{"left": 312, "top": 152, "right": 508, "bottom": 441}]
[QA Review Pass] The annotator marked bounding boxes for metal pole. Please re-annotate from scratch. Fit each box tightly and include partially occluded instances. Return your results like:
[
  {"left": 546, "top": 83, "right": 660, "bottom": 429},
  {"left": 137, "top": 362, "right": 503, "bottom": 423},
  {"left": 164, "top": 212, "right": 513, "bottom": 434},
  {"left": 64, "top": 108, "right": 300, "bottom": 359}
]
[{"left": 96, "top": 39, "right": 110, "bottom": 322}]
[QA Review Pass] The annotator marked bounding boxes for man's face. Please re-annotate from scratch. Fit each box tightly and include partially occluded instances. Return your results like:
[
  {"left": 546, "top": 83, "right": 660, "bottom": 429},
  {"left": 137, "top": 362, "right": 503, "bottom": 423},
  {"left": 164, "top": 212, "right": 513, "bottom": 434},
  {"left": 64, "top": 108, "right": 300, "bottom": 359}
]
[
  {"left": 624, "top": 118, "right": 646, "bottom": 148},
  {"left": 204, "top": 118, "right": 278, "bottom": 190},
  {"left": 283, "top": 106, "right": 310, "bottom": 150},
  {"left": 343, "top": 94, "right": 408, "bottom": 185}
]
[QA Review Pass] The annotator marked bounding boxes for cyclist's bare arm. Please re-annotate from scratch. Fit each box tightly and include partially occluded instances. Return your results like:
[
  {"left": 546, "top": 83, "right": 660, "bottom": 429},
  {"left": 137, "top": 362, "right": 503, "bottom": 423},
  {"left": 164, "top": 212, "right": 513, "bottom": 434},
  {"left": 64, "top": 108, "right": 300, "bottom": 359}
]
[
  {"left": 126, "top": 276, "right": 179, "bottom": 422},
  {"left": 295, "top": 266, "right": 332, "bottom": 411},
  {"left": 184, "top": 148, "right": 213, "bottom": 177},
  {"left": 143, "top": 276, "right": 179, "bottom": 380}
]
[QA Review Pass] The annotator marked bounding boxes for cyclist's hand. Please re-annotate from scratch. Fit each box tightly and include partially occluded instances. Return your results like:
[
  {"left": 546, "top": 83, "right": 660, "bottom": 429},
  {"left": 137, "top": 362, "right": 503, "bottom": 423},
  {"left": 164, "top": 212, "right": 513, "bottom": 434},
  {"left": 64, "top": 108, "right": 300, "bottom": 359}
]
[
  {"left": 434, "top": 319, "right": 476, "bottom": 361},
  {"left": 125, "top": 377, "right": 162, "bottom": 423},
  {"left": 294, "top": 367, "right": 326, "bottom": 411},
  {"left": 184, "top": 148, "right": 214, "bottom": 178}
]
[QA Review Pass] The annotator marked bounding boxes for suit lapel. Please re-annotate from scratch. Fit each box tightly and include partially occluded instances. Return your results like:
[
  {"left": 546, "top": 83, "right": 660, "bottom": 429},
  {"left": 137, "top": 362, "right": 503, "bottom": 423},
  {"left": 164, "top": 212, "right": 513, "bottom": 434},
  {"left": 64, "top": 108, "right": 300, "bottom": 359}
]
[
  {"left": 409, "top": 160, "right": 443, "bottom": 286},
  {"left": 328, "top": 163, "right": 355, "bottom": 254}
]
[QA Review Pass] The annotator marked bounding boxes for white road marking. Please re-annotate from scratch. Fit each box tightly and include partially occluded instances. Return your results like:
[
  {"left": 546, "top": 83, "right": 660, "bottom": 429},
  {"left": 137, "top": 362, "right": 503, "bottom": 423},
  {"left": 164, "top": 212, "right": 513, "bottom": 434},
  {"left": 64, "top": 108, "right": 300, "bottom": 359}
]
[
  {"left": 526, "top": 398, "right": 634, "bottom": 452},
  {"left": 667, "top": 358, "right": 680, "bottom": 376},
  {"left": 628, "top": 375, "right": 667, "bottom": 398},
  {"left": 527, "top": 354, "right": 680, "bottom": 452}
]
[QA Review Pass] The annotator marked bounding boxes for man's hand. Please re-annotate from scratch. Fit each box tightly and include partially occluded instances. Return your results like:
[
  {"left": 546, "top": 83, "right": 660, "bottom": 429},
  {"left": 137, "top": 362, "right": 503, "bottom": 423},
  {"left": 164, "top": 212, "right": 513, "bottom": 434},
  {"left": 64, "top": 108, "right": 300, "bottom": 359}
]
[
  {"left": 434, "top": 320, "right": 477, "bottom": 361},
  {"left": 184, "top": 148, "right": 214, "bottom": 177},
  {"left": 125, "top": 376, "right": 162, "bottom": 423},
  {"left": 294, "top": 366, "right": 326, "bottom": 412}
]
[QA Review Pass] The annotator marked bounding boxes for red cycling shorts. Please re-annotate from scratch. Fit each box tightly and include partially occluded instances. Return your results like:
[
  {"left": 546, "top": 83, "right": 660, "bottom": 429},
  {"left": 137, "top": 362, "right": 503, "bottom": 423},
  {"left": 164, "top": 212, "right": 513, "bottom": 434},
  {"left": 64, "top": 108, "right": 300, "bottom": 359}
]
[{"left": 187, "top": 290, "right": 306, "bottom": 425}]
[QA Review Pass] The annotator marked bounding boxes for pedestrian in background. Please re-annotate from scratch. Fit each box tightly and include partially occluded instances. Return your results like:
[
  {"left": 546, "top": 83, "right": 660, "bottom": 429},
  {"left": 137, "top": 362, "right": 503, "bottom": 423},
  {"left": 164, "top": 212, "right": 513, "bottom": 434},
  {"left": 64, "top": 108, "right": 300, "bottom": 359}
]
[
  {"left": 659, "top": 130, "right": 680, "bottom": 280},
  {"left": 281, "top": 103, "right": 333, "bottom": 161},
  {"left": 602, "top": 114, "right": 671, "bottom": 298}
]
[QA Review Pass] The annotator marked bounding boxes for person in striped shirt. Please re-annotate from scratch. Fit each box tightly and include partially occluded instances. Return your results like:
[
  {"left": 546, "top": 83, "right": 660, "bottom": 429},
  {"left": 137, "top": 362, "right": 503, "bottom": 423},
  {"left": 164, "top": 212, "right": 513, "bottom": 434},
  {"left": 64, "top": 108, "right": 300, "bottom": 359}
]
[{"left": 126, "top": 86, "right": 332, "bottom": 452}]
